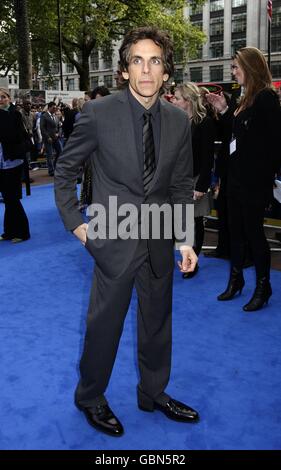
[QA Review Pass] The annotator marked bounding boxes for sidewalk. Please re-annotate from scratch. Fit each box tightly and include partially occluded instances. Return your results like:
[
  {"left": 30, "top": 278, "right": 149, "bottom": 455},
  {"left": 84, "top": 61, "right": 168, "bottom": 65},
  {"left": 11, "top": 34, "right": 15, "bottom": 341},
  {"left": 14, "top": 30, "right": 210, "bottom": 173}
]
[{"left": 28, "top": 166, "right": 54, "bottom": 186}]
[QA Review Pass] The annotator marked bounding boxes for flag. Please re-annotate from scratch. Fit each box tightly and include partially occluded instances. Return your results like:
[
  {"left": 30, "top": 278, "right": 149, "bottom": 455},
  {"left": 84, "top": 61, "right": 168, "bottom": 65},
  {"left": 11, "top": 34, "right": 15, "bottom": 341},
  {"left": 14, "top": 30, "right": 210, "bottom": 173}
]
[{"left": 267, "top": 0, "right": 273, "bottom": 22}]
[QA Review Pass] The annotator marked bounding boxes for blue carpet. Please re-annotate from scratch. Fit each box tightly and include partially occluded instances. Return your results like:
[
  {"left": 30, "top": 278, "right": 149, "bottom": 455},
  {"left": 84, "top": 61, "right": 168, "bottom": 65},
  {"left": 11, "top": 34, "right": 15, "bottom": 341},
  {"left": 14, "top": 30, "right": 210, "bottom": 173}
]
[{"left": 1, "top": 184, "right": 281, "bottom": 450}]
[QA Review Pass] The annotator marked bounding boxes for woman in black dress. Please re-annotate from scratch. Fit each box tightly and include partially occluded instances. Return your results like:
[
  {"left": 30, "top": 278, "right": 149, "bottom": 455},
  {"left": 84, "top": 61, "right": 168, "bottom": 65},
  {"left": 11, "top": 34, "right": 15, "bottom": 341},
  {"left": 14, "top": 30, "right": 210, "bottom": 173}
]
[{"left": 206, "top": 47, "right": 281, "bottom": 311}]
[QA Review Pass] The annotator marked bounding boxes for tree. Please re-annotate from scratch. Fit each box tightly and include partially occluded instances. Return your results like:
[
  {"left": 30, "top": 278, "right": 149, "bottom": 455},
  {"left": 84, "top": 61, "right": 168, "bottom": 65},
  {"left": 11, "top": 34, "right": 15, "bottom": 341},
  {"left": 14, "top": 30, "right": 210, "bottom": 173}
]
[
  {"left": 0, "top": 1, "right": 18, "bottom": 76},
  {"left": 14, "top": 0, "right": 32, "bottom": 88},
  {"left": 29, "top": 0, "right": 206, "bottom": 90}
]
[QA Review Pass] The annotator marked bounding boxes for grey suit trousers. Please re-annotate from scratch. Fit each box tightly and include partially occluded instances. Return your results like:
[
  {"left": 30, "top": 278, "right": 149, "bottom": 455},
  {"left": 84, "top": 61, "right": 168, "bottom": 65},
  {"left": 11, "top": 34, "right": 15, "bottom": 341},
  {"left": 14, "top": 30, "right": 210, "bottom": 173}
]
[{"left": 75, "top": 239, "right": 173, "bottom": 408}]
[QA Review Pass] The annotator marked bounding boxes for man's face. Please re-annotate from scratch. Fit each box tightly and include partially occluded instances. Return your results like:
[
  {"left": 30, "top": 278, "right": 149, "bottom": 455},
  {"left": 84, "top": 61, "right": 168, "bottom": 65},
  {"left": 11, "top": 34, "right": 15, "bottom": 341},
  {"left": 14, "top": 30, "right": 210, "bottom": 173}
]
[
  {"left": 23, "top": 101, "right": 31, "bottom": 112},
  {"left": 49, "top": 105, "right": 57, "bottom": 114},
  {"left": 122, "top": 39, "right": 169, "bottom": 108}
]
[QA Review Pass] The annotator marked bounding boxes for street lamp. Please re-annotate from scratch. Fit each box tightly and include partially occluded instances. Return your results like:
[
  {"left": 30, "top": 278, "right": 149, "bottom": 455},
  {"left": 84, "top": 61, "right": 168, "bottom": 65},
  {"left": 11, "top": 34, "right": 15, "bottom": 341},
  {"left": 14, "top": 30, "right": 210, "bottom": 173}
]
[{"left": 57, "top": 0, "right": 64, "bottom": 90}]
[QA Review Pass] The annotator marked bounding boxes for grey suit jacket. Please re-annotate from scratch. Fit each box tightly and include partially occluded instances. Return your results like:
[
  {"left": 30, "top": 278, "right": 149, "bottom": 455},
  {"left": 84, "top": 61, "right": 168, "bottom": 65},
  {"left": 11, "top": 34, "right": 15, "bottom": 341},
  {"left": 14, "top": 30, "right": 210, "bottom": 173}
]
[
  {"left": 40, "top": 112, "right": 58, "bottom": 142},
  {"left": 55, "top": 89, "right": 193, "bottom": 278}
]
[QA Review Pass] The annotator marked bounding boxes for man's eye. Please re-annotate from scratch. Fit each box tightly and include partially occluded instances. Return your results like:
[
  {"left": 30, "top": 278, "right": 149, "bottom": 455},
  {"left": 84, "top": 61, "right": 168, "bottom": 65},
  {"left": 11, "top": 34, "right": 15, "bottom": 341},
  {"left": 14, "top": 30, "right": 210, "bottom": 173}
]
[
  {"left": 132, "top": 58, "right": 142, "bottom": 64},
  {"left": 151, "top": 58, "right": 161, "bottom": 65}
]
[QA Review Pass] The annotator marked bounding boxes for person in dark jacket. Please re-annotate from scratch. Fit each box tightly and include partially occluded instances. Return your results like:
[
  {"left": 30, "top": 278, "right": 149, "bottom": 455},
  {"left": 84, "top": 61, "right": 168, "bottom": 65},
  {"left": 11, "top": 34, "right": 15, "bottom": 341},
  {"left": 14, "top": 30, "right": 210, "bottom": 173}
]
[
  {"left": 172, "top": 82, "right": 215, "bottom": 278},
  {"left": 55, "top": 27, "right": 198, "bottom": 437},
  {"left": 206, "top": 47, "right": 281, "bottom": 311},
  {"left": 0, "top": 88, "right": 30, "bottom": 242}
]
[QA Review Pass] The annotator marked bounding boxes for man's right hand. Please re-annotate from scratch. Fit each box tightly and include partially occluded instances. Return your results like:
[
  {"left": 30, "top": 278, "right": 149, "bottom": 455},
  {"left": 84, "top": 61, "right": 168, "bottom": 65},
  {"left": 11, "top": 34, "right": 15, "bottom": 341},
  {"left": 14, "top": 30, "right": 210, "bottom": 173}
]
[{"left": 73, "top": 223, "right": 88, "bottom": 245}]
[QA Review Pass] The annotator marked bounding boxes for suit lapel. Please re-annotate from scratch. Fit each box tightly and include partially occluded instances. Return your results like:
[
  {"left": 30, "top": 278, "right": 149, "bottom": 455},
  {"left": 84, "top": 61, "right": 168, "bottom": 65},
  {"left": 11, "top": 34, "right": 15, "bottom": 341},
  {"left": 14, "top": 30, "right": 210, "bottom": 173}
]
[{"left": 116, "top": 90, "right": 143, "bottom": 186}]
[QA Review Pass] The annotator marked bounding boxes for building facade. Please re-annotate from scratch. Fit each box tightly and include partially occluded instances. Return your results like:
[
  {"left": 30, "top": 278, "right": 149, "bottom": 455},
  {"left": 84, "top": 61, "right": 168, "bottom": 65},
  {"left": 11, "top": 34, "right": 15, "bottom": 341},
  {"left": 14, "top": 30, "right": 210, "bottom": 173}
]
[{"left": 185, "top": 0, "right": 281, "bottom": 84}]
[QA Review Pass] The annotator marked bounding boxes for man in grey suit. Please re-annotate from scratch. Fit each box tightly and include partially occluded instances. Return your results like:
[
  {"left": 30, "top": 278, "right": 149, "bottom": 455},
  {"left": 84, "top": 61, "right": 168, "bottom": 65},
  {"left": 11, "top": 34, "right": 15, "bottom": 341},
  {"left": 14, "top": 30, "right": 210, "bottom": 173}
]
[
  {"left": 40, "top": 102, "right": 61, "bottom": 176},
  {"left": 55, "top": 27, "right": 199, "bottom": 437}
]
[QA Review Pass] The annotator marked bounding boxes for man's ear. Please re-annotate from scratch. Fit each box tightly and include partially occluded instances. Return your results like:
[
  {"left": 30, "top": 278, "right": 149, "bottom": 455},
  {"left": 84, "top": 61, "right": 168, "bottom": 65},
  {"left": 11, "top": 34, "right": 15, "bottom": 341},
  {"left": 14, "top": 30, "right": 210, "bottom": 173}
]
[
  {"left": 122, "top": 71, "right": 129, "bottom": 80},
  {"left": 163, "top": 73, "right": 169, "bottom": 82}
]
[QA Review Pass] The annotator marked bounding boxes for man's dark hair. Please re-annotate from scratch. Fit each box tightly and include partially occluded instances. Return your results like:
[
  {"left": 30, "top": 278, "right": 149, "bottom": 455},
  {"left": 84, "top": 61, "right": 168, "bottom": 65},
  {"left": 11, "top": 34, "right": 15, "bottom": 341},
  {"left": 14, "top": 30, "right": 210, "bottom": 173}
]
[
  {"left": 91, "top": 86, "right": 111, "bottom": 100},
  {"left": 48, "top": 101, "right": 56, "bottom": 109},
  {"left": 119, "top": 26, "right": 174, "bottom": 78}
]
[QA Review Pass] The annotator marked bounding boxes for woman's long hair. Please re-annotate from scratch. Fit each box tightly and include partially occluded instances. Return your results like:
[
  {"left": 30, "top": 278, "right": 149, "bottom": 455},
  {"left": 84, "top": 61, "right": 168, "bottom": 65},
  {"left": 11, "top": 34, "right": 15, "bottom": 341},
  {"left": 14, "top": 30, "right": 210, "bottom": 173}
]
[
  {"left": 176, "top": 82, "right": 206, "bottom": 125},
  {"left": 235, "top": 47, "right": 275, "bottom": 110}
]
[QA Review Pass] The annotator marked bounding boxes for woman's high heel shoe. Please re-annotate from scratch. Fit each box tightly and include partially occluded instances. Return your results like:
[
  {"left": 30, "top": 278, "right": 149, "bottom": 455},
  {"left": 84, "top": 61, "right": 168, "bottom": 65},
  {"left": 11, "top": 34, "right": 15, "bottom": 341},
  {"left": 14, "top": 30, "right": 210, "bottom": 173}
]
[
  {"left": 243, "top": 278, "right": 272, "bottom": 312},
  {"left": 217, "top": 268, "right": 245, "bottom": 301}
]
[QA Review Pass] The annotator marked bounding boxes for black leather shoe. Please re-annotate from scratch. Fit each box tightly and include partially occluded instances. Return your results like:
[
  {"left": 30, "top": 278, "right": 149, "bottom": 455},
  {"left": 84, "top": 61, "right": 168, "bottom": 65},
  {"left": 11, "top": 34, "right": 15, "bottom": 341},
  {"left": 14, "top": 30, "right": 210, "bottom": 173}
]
[
  {"left": 76, "top": 403, "right": 124, "bottom": 436},
  {"left": 139, "top": 398, "right": 199, "bottom": 423}
]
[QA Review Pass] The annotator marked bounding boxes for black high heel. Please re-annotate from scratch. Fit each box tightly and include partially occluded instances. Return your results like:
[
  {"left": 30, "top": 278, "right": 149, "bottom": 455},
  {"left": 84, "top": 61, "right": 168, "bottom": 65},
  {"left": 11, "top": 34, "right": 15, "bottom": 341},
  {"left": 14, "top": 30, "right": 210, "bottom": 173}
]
[
  {"left": 217, "top": 268, "right": 245, "bottom": 301},
  {"left": 243, "top": 278, "right": 272, "bottom": 312}
]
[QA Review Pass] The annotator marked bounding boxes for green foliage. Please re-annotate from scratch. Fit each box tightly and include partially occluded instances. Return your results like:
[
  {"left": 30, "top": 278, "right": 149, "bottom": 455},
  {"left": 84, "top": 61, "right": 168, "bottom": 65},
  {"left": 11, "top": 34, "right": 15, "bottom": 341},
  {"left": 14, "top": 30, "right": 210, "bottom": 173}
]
[{"left": 0, "top": 1, "right": 17, "bottom": 75}]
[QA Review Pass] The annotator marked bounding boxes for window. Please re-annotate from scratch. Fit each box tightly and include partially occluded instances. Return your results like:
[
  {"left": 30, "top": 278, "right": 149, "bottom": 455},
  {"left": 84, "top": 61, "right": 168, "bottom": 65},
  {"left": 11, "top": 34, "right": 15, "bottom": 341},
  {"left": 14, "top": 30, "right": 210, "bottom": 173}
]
[
  {"left": 210, "top": 65, "right": 223, "bottom": 82},
  {"left": 50, "top": 63, "right": 59, "bottom": 74},
  {"left": 43, "top": 77, "right": 55, "bottom": 90},
  {"left": 272, "top": 6, "right": 281, "bottom": 28},
  {"left": 66, "top": 63, "right": 74, "bottom": 73},
  {"left": 102, "top": 51, "right": 112, "bottom": 69},
  {"left": 272, "top": 33, "right": 281, "bottom": 53},
  {"left": 232, "top": 13, "right": 246, "bottom": 33},
  {"left": 51, "top": 79, "right": 59, "bottom": 90},
  {"left": 190, "top": 1, "right": 203, "bottom": 15},
  {"left": 14, "top": 75, "right": 18, "bottom": 84},
  {"left": 232, "top": 0, "right": 246, "bottom": 7},
  {"left": 210, "top": 0, "right": 224, "bottom": 12},
  {"left": 8, "top": 75, "right": 12, "bottom": 84},
  {"left": 90, "top": 51, "right": 99, "bottom": 70},
  {"left": 210, "top": 17, "right": 224, "bottom": 36},
  {"left": 209, "top": 41, "right": 224, "bottom": 58},
  {"left": 103, "top": 75, "right": 112, "bottom": 88},
  {"left": 271, "top": 62, "right": 281, "bottom": 79},
  {"left": 190, "top": 67, "right": 202, "bottom": 82},
  {"left": 231, "top": 38, "right": 246, "bottom": 55},
  {"left": 174, "top": 69, "right": 183, "bottom": 84},
  {"left": 90, "top": 76, "right": 99, "bottom": 89},
  {"left": 67, "top": 78, "right": 75, "bottom": 91}
]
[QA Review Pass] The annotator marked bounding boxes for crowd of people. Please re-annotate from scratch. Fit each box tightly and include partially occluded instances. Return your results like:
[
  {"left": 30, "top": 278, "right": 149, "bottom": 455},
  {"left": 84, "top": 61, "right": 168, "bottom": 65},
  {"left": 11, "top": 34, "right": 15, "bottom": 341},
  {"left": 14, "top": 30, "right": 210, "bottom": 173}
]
[{"left": 1, "top": 26, "right": 281, "bottom": 437}]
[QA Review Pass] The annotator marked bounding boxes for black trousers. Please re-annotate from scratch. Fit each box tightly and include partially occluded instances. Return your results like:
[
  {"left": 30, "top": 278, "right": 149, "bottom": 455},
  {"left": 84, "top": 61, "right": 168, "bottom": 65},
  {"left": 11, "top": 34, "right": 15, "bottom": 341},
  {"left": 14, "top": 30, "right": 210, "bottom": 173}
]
[
  {"left": 75, "top": 240, "right": 173, "bottom": 408},
  {"left": 0, "top": 165, "right": 30, "bottom": 240},
  {"left": 228, "top": 191, "right": 270, "bottom": 279},
  {"left": 194, "top": 216, "right": 204, "bottom": 256}
]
